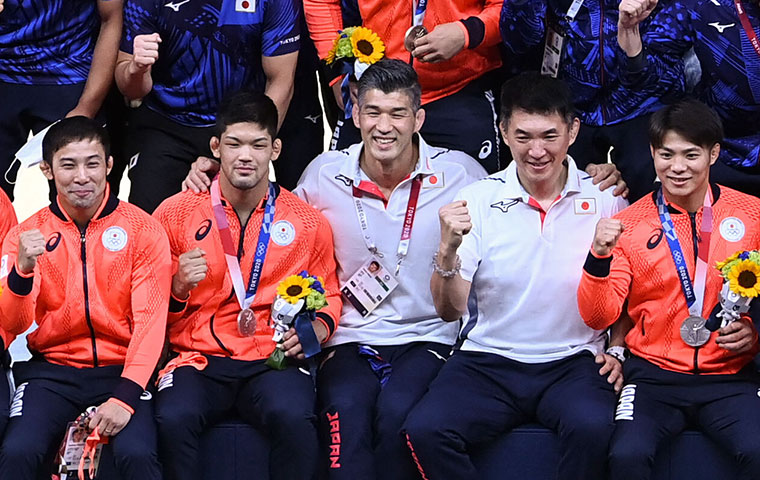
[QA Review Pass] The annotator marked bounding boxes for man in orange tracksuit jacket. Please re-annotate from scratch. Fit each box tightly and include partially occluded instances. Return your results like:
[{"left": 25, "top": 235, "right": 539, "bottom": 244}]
[
  {"left": 304, "top": 0, "right": 505, "bottom": 173},
  {"left": 153, "top": 90, "right": 341, "bottom": 480},
  {"left": 578, "top": 99, "right": 760, "bottom": 480},
  {"left": 0, "top": 117, "right": 170, "bottom": 480}
]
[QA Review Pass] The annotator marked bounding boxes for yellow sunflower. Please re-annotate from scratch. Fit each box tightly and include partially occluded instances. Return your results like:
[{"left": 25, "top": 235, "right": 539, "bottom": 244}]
[
  {"left": 350, "top": 27, "right": 385, "bottom": 64},
  {"left": 277, "top": 275, "right": 313, "bottom": 304},
  {"left": 325, "top": 35, "right": 339, "bottom": 64},
  {"left": 727, "top": 260, "right": 760, "bottom": 297}
]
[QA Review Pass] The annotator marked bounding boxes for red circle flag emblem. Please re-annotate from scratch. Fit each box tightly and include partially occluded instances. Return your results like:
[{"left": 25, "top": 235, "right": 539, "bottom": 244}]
[
  {"left": 581, "top": 201, "right": 590, "bottom": 210},
  {"left": 242, "top": 1, "right": 250, "bottom": 7}
]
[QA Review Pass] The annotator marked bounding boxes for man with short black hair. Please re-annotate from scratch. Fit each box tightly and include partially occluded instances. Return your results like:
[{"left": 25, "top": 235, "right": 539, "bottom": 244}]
[
  {"left": 0, "top": 116, "right": 170, "bottom": 479},
  {"left": 153, "top": 90, "right": 341, "bottom": 480},
  {"left": 579, "top": 98, "right": 760, "bottom": 480},
  {"left": 403, "top": 72, "right": 629, "bottom": 480}
]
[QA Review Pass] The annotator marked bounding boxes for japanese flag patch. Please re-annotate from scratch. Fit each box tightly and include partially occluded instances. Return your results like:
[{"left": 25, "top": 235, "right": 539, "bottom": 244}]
[
  {"left": 574, "top": 198, "right": 597, "bottom": 215},
  {"left": 422, "top": 172, "right": 444, "bottom": 189},
  {"left": 236, "top": 0, "right": 255, "bottom": 12}
]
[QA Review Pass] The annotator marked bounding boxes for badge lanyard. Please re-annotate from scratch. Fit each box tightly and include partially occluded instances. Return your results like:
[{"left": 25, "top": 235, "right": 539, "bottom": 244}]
[
  {"left": 735, "top": 0, "right": 760, "bottom": 58},
  {"left": 210, "top": 177, "right": 277, "bottom": 310},
  {"left": 413, "top": 0, "right": 428, "bottom": 27},
  {"left": 352, "top": 176, "right": 422, "bottom": 276},
  {"left": 565, "top": 0, "right": 585, "bottom": 20},
  {"left": 656, "top": 188, "right": 713, "bottom": 317}
]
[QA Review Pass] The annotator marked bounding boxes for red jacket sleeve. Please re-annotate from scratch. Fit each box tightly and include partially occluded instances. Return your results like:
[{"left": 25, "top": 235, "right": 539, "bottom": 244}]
[
  {"left": 577, "top": 246, "right": 633, "bottom": 331},
  {"left": 0, "top": 225, "right": 39, "bottom": 338},
  {"left": 303, "top": 0, "right": 343, "bottom": 59},
  {"left": 310, "top": 213, "right": 341, "bottom": 341},
  {"left": 115, "top": 218, "right": 170, "bottom": 404}
]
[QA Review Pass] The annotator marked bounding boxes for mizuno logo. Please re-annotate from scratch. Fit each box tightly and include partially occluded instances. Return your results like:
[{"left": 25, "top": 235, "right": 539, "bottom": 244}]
[
  {"left": 709, "top": 22, "right": 735, "bottom": 33},
  {"left": 165, "top": 0, "right": 190, "bottom": 11},
  {"left": 490, "top": 199, "right": 519, "bottom": 213},
  {"left": 304, "top": 114, "right": 322, "bottom": 124},
  {"left": 335, "top": 174, "right": 352, "bottom": 187}
]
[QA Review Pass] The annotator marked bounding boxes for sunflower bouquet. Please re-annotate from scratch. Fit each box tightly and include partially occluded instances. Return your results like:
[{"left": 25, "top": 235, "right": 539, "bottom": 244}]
[
  {"left": 325, "top": 26, "right": 385, "bottom": 76},
  {"left": 708, "top": 250, "right": 760, "bottom": 330},
  {"left": 266, "top": 271, "right": 327, "bottom": 370}
]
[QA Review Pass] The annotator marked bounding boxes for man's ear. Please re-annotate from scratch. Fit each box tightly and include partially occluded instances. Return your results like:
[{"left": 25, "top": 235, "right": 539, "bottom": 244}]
[
  {"left": 210, "top": 136, "right": 221, "bottom": 160},
  {"left": 709, "top": 143, "right": 720, "bottom": 166},
  {"left": 40, "top": 161, "right": 53, "bottom": 181},
  {"left": 271, "top": 138, "right": 282, "bottom": 162}
]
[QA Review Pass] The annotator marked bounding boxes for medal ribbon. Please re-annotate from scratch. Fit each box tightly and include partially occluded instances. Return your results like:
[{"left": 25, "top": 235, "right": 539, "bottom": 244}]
[
  {"left": 352, "top": 175, "right": 422, "bottom": 275},
  {"left": 210, "top": 177, "right": 277, "bottom": 311},
  {"left": 656, "top": 188, "right": 713, "bottom": 317},
  {"left": 735, "top": 0, "right": 760, "bottom": 59},
  {"left": 413, "top": 0, "right": 428, "bottom": 27}
]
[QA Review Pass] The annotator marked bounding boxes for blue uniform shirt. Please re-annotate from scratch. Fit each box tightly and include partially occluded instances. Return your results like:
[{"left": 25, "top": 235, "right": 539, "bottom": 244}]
[
  {"left": 122, "top": 0, "right": 300, "bottom": 126},
  {"left": 0, "top": 0, "right": 100, "bottom": 85}
]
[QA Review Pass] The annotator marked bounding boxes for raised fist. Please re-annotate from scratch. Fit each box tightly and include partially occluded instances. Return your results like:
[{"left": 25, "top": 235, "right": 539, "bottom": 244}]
[
  {"left": 171, "top": 248, "right": 207, "bottom": 299},
  {"left": 618, "top": 0, "right": 658, "bottom": 30},
  {"left": 592, "top": 218, "right": 624, "bottom": 257},
  {"left": 438, "top": 200, "right": 471, "bottom": 253},
  {"left": 17, "top": 229, "right": 45, "bottom": 275},
  {"left": 130, "top": 33, "right": 162, "bottom": 74}
]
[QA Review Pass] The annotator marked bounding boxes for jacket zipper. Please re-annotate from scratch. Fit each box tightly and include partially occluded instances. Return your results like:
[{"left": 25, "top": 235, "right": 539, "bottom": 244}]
[
  {"left": 80, "top": 227, "right": 99, "bottom": 367},
  {"left": 689, "top": 212, "right": 700, "bottom": 374}
]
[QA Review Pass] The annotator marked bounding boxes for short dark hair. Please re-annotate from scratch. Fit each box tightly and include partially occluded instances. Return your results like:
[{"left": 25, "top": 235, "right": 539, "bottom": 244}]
[
  {"left": 215, "top": 90, "right": 278, "bottom": 138},
  {"left": 42, "top": 116, "right": 110, "bottom": 164},
  {"left": 500, "top": 72, "right": 576, "bottom": 128},
  {"left": 649, "top": 98, "right": 723, "bottom": 150},
  {"left": 357, "top": 59, "right": 422, "bottom": 111}
]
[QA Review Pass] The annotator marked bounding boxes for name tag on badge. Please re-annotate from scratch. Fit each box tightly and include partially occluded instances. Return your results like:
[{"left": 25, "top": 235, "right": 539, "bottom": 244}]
[
  {"left": 541, "top": 27, "right": 564, "bottom": 78},
  {"left": 340, "top": 256, "right": 399, "bottom": 317}
]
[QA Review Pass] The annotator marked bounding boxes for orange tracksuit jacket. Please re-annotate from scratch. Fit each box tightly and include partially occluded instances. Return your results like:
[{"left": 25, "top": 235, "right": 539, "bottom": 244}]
[
  {"left": 578, "top": 186, "right": 760, "bottom": 375},
  {"left": 304, "top": 0, "right": 502, "bottom": 104},
  {"left": 0, "top": 193, "right": 171, "bottom": 410},
  {"left": 153, "top": 187, "right": 341, "bottom": 361},
  {"left": 0, "top": 188, "right": 17, "bottom": 353}
]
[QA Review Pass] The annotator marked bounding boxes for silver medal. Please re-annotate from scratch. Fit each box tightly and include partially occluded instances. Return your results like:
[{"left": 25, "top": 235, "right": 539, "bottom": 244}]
[{"left": 680, "top": 315, "right": 710, "bottom": 347}]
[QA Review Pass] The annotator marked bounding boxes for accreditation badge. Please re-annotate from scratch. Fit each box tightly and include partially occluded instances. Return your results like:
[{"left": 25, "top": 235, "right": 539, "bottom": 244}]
[
  {"left": 56, "top": 409, "right": 103, "bottom": 479},
  {"left": 541, "top": 26, "right": 564, "bottom": 78},
  {"left": 341, "top": 256, "right": 399, "bottom": 317}
]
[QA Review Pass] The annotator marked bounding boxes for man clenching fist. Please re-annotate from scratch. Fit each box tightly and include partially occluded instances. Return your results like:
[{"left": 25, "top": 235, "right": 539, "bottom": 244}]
[
  {"left": 592, "top": 218, "right": 625, "bottom": 257},
  {"left": 17, "top": 229, "right": 46, "bottom": 274},
  {"left": 438, "top": 200, "right": 471, "bottom": 254},
  {"left": 129, "top": 33, "right": 162, "bottom": 75},
  {"left": 617, "top": 0, "right": 658, "bottom": 57}
]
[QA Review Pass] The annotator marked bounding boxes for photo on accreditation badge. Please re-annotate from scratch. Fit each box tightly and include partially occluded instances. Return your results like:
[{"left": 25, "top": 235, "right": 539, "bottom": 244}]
[{"left": 341, "top": 257, "right": 399, "bottom": 318}]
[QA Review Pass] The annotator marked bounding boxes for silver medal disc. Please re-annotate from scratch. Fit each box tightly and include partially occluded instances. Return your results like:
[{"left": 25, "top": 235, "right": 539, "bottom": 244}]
[
  {"left": 404, "top": 25, "right": 428, "bottom": 53},
  {"left": 237, "top": 308, "right": 257, "bottom": 337},
  {"left": 679, "top": 315, "right": 710, "bottom": 347}
]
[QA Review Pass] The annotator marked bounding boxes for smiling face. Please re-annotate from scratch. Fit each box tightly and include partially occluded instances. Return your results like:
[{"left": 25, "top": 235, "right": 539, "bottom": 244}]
[
  {"left": 501, "top": 109, "right": 579, "bottom": 194},
  {"left": 353, "top": 88, "right": 425, "bottom": 167},
  {"left": 211, "top": 121, "right": 281, "bottom": 193},
  {"left": 43, "top": 139, "right": 112, "bottom": 220},
  {"left": 652, "top": 131, "right": 718, "bottom": 210}
]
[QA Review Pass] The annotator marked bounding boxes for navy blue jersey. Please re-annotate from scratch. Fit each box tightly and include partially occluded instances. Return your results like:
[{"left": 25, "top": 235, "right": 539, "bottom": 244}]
[
  {"left": 122, "top": 0, "right": 300, "bottom": 126},
  {"left": 0, "top": 0, "right": 100, "bottom": 85},
  {"left": 500, "top": 0, "right": 685, "bottom": 126},
  {"left": 639, "top": 0, "right": 760, "bottom": 169}
]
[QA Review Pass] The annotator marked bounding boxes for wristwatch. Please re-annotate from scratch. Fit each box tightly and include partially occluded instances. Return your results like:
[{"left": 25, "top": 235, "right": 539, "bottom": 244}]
[{"left": 605, "top": 346, "right": 629, "bottom": 363}]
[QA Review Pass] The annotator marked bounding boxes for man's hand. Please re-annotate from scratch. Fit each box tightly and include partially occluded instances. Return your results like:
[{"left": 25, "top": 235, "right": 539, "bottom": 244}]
[
  {"left": 172, "top": 248, "right": 207, "bottom": 299},
  {"left": 65, "top": 103, "right": 98, "bottom": 119},
  {"left": 182, "top": 156, "right": 220, "bottom": 193},
  {"left": 716, "top": 318, "right": 757, "bottom": 353},
  {"left": 281, "top": 321, "right": 328, "bottom": 359},
  {"left": 595, "top": 353, "right": 624, "bottom": 393},
  {"left": 438, "top": 201, "right": 471, "bottom": 253},
  {"left": 89, "top": 400, "right": 132, "bottom": 437},
  {"left": 17, "top": 229, "right": 45, "bottom": 275},
  {"left": 617, "top": 0, "right": 658, "bottom": 57},
  {"left": 592, "top": 218, "right": 624, "bottom": 257},
  {"left": 129, "top": 33, "right": 161, "bottom": 75},
  {"left": 411, "top": 22, "right": 466, "bottom": 63},
  {"left": 585, "top": 163, "right": 629, "bottom": 198}
]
